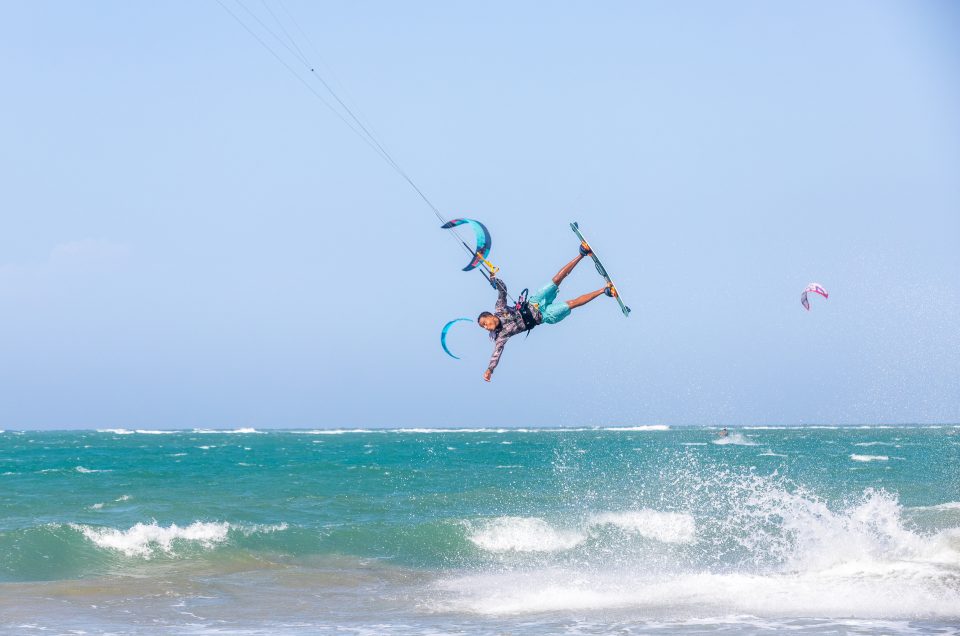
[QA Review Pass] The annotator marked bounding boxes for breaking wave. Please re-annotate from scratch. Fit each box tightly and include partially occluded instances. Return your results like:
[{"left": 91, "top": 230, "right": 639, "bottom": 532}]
[
  {"left": 436, "top": 461, "right": 960, "bottom": 621},
  {"left": 851, "top": 454, "right": 889, "bottom": 462},
  {"left": 465, "top": 509, "right": 697, "bottom": 553},
  {"left": 712, "top": 432, "right": 757, "bottom": 446},
  {"left": 69, "top": 521, "right": 288, "bottom": 558}
]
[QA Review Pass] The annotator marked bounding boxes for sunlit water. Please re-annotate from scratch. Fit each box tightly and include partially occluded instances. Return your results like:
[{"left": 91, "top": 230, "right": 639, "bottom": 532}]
[{"left": 1, "top": 426, "right": 958, "bottom": 634}]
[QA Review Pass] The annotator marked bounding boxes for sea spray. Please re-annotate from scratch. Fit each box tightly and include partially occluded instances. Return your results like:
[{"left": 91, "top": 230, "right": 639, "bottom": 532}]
[{"left": 437, "top": 461, "right": 960, "bottom": 619}]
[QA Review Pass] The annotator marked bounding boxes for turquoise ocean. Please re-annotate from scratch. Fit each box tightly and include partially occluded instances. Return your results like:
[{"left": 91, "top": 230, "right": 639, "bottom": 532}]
[{"left": 1, "top": 426, "right": 959, "bottom": 634}]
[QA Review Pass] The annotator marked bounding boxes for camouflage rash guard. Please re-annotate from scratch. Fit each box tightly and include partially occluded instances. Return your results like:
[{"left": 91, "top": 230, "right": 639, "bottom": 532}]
[{"left": 486, "top": 278, "right": 541, "bottom": 374}]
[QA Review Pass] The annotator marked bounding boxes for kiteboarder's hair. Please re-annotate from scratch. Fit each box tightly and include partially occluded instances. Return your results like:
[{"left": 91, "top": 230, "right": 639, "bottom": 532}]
[{"left": 477, "top": 311, "right": 494, "bottom": 324}]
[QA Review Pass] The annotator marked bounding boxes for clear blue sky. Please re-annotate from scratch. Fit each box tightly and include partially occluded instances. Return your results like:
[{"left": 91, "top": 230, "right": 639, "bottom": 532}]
[{"left": 2, "top": 1, "right": 958, "bottom": 429}]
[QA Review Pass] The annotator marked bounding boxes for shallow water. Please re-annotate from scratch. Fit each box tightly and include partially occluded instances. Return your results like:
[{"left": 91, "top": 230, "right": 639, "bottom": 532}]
[{"left": 1, "top": 426, "right": 958, "bottom": 634}]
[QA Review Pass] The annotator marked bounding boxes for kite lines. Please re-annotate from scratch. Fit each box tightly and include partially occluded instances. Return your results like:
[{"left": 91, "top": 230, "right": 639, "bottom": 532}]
[{"left": 214, "top": 0, "right": 500, "bottom": 286}]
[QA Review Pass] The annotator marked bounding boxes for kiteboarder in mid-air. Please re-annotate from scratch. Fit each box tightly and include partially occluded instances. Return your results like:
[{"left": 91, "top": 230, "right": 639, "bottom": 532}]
[{"left": 477, "top": 243, "right": 616, "bottom": 382}]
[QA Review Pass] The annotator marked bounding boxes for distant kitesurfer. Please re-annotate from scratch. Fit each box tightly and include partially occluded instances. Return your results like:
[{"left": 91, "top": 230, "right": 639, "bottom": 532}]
[
  {"left": 718, "top": 428, "right": 729, "bottom": 438},
  {"left": 478, "top": 244, "right": 616, "bottom": 382}
]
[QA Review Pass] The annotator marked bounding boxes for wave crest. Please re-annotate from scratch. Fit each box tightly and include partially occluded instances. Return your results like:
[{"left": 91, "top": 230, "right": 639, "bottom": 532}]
[
  {"left": 70, "top": 521, "right": 287, "bottom": 558},
  {"left": 466, "top": 509, "right": 696, "bottom": 553},
  {"left": 850, "top": 454, "right": 889, "bottom": 462},
  {"left": 589, "top": 510, "right": 696, "bottom": 543},
  {"left": 466, "top": 517, "right": 585, "bottom": 553}
]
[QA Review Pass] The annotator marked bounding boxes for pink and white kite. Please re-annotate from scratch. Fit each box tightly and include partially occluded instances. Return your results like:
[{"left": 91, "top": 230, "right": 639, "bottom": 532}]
[{"left": 801, "top": 283, "right": 829, "bottom": 311}]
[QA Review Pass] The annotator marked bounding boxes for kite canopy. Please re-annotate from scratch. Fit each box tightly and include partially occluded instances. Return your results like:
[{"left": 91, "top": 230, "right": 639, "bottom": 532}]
[
  {"left": 441, "top": 218, "right": 492, "bottom": 272},
  {"left": 440, "top": 318, "right": 472, "bottom": 359},
  {"left": 801, "top": 283, "right": 829, "bottom": 311}
]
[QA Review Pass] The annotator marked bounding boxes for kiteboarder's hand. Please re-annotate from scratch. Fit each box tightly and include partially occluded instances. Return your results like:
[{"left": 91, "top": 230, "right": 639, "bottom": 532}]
[
  {"left": 483, "top": 369, "right": 492, "bottom": 382},
  {"left": 605, "top": 283, "right": 618, "bottom": 298}
]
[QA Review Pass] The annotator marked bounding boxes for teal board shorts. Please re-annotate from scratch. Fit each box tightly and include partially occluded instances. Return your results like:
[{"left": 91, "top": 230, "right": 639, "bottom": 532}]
[{"left": 528, "top": 282, "right": 571, "bottom": 324}]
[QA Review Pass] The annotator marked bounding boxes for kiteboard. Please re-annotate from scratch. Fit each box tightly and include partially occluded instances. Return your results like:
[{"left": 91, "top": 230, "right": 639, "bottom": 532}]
[{"left": 570, "top": 221, "right": 631, "bottom": 317}]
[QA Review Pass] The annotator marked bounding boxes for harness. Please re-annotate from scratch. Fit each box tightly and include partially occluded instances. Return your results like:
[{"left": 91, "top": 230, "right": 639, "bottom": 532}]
[{"left": 514, "top": 288, "right": 538, "bottom": 333}]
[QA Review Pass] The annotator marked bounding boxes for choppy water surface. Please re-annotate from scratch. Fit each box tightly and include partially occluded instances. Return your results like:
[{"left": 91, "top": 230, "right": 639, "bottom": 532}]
[{"left": 1, "top": 426, "right": 958, "bottom": 634}]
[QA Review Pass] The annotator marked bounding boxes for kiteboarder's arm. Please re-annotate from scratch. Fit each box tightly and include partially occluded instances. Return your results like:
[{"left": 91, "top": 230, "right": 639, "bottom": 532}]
[
  {"left": 485, "top": 335, "right": 507, "bottom": 381},
  {"left": 492, "top": 276, "right": 508, "bottom": 313}
]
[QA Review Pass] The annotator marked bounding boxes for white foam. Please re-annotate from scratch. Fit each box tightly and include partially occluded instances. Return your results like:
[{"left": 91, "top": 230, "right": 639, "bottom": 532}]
[
  {"left": 287, "top": 425, "right": 671, "bottom": 435},
  {"left": 90, "top": 503, "right": 104, "bottom": 510},
  {"left": 467, "top": 517, "right": 585, "bottom": 553},
  {"left": 97, "top": 428, "right": 134, "bottom": 434},
  {"left": 396, "top": 427, "right": 511, "bottom": 434},
  {"left": 742, "top": 425, "right": 842, "bottom": 430},
  {"left": 71, "top": 521, "right": 287, "bottom": 558},
  {"left": 850, "top": 454, "right": 888, "bottom": 462},
  {"left": 466, "top": 510, "right": 697, "bottom": 553},
  {"left": 294, "top": 428, "right": 374, "bottom": 435},
  {"left": 911, "top": 502, "right": 960, "bottom": 512},
  {"left": 75, "top": 466, "right": 111, "bottom": 473},
  {"left": 589, "top": 510, "right": 696, "bottom": 544},
  {"left": 244, "top": 522, "right": 288, "bottom": 534},
  {"left": 133, "top": 429, "right": 178, "bottom": 435},
  {"left": 439, "top": 467, "right": 960, "bottom": 622},
  {"left": 712, "top": 433, "right": 757, "bottom": 446},
  {"left": 115, "top": 495, "right": 131, "bottom": 502},
  {"left": 73, "top": 521, "right": 231, "bottom": 557},
  {"left": 758, "top": 451, "right": 788, "bottom": 457},
  {"left": 854, "top": 441, "right": 894, "bottom": 447},
  {"left": 433, "top": 565, "right": 960, "bottom": 618},
  {"left": 193, "top": 428, "right": 260, "bottom": 434},
  {"left": 742, "top": 425, "right": 953, "bottom": 430},
  {"left": 439, "top": 489, "right": 960, "bottom": 618}
]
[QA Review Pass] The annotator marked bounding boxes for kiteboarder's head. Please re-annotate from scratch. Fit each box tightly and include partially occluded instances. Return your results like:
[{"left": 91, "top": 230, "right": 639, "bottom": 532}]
[{"left": 477, "top": 312, "right": 500, "bottom": 331}]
